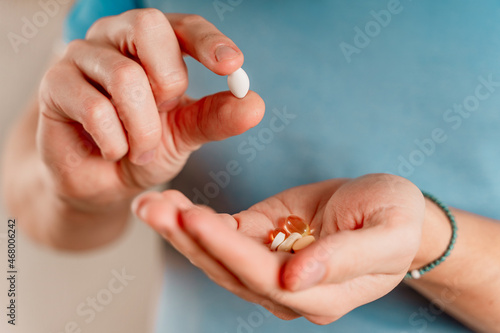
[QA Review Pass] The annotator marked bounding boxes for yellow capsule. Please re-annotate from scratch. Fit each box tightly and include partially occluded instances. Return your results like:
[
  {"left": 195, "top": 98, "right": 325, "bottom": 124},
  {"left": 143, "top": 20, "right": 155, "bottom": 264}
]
[{"left": 284, "top": 215, "right": 310, "bottom": 236}]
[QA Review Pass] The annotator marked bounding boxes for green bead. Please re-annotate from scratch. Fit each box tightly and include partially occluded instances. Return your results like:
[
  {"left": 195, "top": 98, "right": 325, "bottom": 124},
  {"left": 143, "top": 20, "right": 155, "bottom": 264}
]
[{"left": 405, "top": 190, "right": 457, "bottom": 279}]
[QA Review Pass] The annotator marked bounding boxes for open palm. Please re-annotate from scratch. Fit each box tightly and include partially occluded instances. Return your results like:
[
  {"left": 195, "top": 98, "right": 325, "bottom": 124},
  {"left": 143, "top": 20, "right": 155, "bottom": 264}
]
[{"left": 134, "top": 173, "right": 425, "bottom": 324}]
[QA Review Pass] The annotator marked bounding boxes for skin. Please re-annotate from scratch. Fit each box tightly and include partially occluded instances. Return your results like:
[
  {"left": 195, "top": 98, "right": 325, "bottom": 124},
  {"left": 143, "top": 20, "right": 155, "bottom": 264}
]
[
  {"left": 2, "top": 8, "right": 500, "bottom": 332},
  {"left": 3, "top": 10, "right": 264, "bottom": 249},
  {"left": 133, "top": 175, "right": 500, "bottom": 330}
]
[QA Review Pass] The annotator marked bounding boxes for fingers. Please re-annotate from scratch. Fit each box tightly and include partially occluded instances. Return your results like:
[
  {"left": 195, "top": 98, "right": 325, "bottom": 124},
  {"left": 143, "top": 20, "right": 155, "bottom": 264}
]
[
  {"left": 170, "top": 91, "right": 265, "bottom": 152},
  {"left": 180, "top": 204, "right": 284, "bottom": 296},
  {"left": 87, "top": 9, "right": 188, "bottom": 111},
  {"left": 280, "top": 174, "right": 425, "bottom": 291},
  {"left": 81, "top": 9, "right": 252, "bottom": 163},
  {"left": 78, "top": 9, "right": 254, "bottom": 164},
  {"left": 167, "top": 13, "right": 244, "bottom": 75},
  {"left": 132, "top": 191, "right": 251, "bottom": 294},
  {"left": 179, "top": 207, "right": 308, "bottom": 319},
  {"left": 278, "top": 274, "right": 403, "bottom": 324},
  {"left": 87, "top": 10, "right": 244, "bottom": 115},
  {"left": 40, "top": 64, "right": 128, "bottom": 161},
  {"left": 65, "top": 40, "right": 161, "bottom": 164},
  {"left": 134, "top": 189, "right": 281, "bottom": 295},
  {"left": 282, "top": 222, "right": 414, "bottom": 291},
  {"left": 131, "top": 190, "right": 295, "bottom": 316}
]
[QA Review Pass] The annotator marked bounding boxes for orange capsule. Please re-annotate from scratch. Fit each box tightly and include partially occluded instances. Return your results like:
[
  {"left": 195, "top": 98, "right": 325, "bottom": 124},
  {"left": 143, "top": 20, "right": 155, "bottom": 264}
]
[
  {"left": 268, "top": 227, "right": 287, "bottom": 243},
  {"left": 284, "top": 215, "right": 310, "bottom": 236}
]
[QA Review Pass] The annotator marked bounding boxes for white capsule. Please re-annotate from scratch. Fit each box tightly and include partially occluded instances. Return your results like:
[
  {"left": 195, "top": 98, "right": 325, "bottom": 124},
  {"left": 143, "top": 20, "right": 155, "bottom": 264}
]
[
  {"left": 227, "top": 68, "right": 250, "bottom": 98},
  {"left": 270, "top": 232, "right": 286, "bottom": 251},
  {"left": 277, "top": 233, "right": 302, "bottom": 252}
]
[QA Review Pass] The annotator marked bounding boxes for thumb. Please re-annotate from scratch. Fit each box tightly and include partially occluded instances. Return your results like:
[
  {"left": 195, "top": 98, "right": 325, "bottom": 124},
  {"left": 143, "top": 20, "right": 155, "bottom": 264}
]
[
  {"left": 170, "top": 90, "right": 265, "bottom": 152},
  {"left": 281, "top": 220, "right": 419, "bottom": 291}
]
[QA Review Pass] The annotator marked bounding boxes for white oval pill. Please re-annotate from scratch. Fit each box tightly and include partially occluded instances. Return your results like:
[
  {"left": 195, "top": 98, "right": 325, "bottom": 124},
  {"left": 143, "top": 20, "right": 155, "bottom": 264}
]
[
  {"left": 277, "top": 233, "right": 302, "bottom": 252},
  {"left": 270, "top": 232, "right": 286, "bottom": 251},
  {"left": 227, "top": 68, "right": 250, "bottom": 98}
]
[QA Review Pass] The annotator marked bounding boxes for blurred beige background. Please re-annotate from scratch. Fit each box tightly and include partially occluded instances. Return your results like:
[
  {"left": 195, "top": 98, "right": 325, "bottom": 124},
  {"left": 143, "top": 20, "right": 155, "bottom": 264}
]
[{"left": 0, "top": 1, "right": 165, "bottom": 332}]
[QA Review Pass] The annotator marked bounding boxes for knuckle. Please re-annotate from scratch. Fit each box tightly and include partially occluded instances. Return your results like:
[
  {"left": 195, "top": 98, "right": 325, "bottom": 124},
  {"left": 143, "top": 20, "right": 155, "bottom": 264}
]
[
  {"left": 64, "top": 39, "right": 88, "bottom": 57},
  {"left": 133, "top": 8, "right": 167, "bottom": 31},
  {"left": 41, "top": 61, "right": 72, "bottom": 89},
  {"left": 86, "top": 16, "right": 112, "bottom": 39},
  {"left": 103, "top": 143, "right": 128, "bottom": 161},
  {"left": 39, "top": 67, "right": 60, "bottom": 97},
  {"left": 176, "top": 14, "right": 206, "bottom": 28},
  {"left": 157, "top": 70, "right": 188, "bottom": 94},
  {"left": 109, "top": 61, "right": 144, "bottom": 88},
  {"left": 199, "top": 32, "right": 224, "bottom": 45},
  {"left": 81, "top": 97, "right": 111, "bottom": 127},
  {"left": 137, "top": 123, "right": 162, "bottom": 143},
  {"left": 39, "top": 64, "right": 74, "bottom": 116}
]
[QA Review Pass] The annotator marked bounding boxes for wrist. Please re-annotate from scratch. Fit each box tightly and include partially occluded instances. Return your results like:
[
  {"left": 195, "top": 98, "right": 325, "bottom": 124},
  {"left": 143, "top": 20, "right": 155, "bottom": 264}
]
[
  {"left": 18, "top": 162, "right": 133, "bottom": 250},
  {"left": 49, "top": 193, "right": 132, "bottom": 250},
  {"left": 410, "top": 196, "right": 453, "bottom": 271}
]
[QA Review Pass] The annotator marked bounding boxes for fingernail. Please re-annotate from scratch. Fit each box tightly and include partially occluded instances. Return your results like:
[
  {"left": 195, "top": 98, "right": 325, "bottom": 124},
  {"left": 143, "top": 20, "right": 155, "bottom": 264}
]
[
  {"left": 131, "top": 195, "right": 148, "bottom": 219},
  {"left": 215, "top": 45, "right": 238, "bottom": 62},
  {"left": 136, "top": 150, "right": 155, "bottom": 165},
  {"left": 131, "top": 191, "right": 163, "bottom": 219},
  {"left": 159, "top": 97, "right": 180, "bottom": 112},
  {"left": 296, "top": 262, "right": 326, "bottom": 291}
]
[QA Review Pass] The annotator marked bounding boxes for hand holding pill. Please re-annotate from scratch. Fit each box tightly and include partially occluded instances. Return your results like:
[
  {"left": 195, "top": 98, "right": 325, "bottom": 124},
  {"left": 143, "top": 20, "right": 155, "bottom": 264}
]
[
  {"left": 134, "top": 174, "right": 425, "bottom": 325},
  {"left": 34, "top": 9, "right": 265, "bottom": 225},
  {"left": 268, "top": 215, "right": 316, "bottom": 252}
]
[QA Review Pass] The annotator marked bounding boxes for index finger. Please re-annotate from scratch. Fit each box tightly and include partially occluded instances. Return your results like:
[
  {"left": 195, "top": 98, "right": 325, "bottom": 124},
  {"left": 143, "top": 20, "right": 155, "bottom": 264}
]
[
  {"left": 167, "top": 13, "right": 244, "bottom": 75},
  {"left": 87, "top": 10, "right": 244, "bottom": 111},
  {"left": 181, "top": 207, "right": 283, "bottom": 296}
]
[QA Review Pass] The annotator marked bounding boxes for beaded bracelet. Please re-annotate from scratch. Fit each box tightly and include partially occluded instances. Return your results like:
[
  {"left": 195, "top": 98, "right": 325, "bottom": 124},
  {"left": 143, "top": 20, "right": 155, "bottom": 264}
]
[{"left": 405, "top": 191, "right": 458, "bottom": 279}]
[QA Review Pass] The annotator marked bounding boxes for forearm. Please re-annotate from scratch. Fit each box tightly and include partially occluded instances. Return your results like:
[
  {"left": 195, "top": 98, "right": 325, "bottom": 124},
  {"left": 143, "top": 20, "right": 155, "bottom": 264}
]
[
  {"left": 2, "top": 102, "right": 131, "bottom": 250},
  {"left": 407, "top": 197, "right": 500, "bottom": 332}
]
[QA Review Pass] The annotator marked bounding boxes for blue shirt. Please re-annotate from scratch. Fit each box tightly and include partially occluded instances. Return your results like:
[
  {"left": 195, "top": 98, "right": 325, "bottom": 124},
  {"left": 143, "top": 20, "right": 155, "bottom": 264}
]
[{"left": 65, "top": 1, "right": 499, "bottom": 331}]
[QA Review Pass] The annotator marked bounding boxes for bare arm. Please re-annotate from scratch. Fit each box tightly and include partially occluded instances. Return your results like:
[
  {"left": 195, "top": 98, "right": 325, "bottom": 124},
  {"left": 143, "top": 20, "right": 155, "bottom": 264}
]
[
  {"left": 407, "top": 198, "right": 500, "bottom": 332},
  {"left": 132, "top": 175, "right": 500, "bottom": 331}
]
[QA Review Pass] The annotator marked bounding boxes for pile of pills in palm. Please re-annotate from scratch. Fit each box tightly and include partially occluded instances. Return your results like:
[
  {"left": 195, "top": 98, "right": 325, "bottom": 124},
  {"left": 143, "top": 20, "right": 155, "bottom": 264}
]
[{"left": 268, "top": 215, "right": 316, "bottom": 253}]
